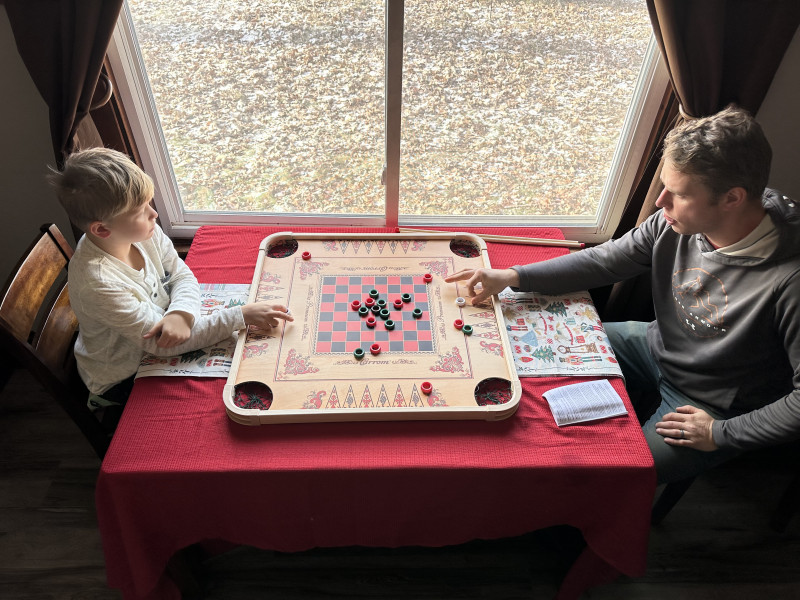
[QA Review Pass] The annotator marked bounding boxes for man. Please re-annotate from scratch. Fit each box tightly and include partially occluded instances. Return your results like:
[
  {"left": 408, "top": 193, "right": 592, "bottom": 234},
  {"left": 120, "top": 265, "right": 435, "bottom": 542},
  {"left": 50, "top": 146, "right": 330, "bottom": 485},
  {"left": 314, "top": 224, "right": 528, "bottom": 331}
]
[{"left": 446, "top": 106, "right": 800, "bottom": 483}]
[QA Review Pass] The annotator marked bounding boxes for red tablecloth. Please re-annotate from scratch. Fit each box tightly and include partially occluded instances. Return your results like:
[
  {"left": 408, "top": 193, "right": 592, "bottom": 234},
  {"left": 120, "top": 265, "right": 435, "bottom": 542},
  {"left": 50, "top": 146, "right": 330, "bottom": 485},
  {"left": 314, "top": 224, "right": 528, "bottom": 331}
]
[{"left": 96, "top": 226, "right": 655, "bottom": 600}]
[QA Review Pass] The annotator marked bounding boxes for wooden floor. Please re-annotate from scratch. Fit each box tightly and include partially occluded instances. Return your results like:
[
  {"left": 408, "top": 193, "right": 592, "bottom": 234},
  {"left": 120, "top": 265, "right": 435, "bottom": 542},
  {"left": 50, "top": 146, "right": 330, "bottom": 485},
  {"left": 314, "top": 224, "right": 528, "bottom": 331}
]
[{"left": 1, "top": 365, "right": 799, "bottom": 600}]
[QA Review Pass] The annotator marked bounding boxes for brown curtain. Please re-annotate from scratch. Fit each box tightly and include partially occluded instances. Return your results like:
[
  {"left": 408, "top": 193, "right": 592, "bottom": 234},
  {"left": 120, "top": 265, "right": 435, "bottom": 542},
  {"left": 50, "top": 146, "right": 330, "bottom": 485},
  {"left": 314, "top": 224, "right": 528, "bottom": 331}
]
[
  {"left": 4, "top": 0, "right": 124, "bottom": 166},
  {"left": 601, "top": 0, "right": 800, "bottom": 322}
]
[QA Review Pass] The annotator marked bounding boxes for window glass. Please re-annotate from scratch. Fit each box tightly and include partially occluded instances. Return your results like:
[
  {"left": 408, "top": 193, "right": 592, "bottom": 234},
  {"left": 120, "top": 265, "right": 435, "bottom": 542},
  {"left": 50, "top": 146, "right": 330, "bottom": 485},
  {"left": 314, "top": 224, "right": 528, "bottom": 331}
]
[
  {"left": 128, "top": 0, "right": 385, "bottom": 215},
  {"left": 401, "top": 0, "right": 652, "bottom": 219}
]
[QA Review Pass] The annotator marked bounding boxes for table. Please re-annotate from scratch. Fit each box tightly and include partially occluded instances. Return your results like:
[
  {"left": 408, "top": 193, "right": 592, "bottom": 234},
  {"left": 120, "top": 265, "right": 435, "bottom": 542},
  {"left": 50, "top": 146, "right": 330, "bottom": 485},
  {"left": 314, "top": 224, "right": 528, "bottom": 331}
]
[{"left": 95, "top": 226, "right": 656, "bottom": 600}]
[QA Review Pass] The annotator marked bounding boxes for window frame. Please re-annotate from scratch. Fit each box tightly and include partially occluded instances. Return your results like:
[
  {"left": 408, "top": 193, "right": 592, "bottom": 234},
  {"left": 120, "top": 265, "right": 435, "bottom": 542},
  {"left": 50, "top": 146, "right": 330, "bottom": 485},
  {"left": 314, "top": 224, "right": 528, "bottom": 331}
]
[{"left": 107, "top": 0, "right": 668, "bottom": 242}]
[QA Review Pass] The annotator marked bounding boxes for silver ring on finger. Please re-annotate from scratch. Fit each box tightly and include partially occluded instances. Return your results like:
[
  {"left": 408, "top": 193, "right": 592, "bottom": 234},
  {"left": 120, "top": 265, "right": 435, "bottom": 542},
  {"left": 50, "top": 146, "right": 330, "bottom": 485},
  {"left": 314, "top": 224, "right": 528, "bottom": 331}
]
[{"left": 680, "top": 429, "right": 685, "bottom": 439}]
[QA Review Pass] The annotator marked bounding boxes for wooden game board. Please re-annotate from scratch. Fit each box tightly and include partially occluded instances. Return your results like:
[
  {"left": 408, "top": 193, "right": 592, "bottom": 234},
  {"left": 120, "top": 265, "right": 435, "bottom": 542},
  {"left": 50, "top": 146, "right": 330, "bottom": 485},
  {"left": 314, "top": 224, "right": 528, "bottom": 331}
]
[{"left": 223, "top": 232, "right": 521, "bottom": 424}]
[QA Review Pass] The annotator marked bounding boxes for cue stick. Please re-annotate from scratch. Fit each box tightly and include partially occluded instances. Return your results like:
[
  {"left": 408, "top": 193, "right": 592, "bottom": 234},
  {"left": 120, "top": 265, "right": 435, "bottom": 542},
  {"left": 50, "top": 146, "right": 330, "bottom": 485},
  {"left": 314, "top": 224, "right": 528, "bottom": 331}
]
[{"left": 397, "top": 227, "right": 585, "bottom": 249}]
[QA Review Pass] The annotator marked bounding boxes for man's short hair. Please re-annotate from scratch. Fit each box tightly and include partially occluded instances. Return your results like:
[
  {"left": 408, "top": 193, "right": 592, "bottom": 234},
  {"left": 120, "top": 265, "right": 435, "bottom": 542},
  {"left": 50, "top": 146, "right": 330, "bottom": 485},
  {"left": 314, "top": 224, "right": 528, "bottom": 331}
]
[
  {"left": 48, "top": 148, "right": 154, "bottom": 231},
  {"left": 663, "top": 105, "right": 772, "bottom": 201}
]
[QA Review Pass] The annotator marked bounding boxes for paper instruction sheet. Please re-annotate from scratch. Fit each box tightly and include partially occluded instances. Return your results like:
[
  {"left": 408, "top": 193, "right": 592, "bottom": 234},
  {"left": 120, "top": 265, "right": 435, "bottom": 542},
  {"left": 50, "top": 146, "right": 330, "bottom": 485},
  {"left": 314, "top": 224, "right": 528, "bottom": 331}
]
[{"left": 542, "top": 379, "right": 628, "bottom": 426}]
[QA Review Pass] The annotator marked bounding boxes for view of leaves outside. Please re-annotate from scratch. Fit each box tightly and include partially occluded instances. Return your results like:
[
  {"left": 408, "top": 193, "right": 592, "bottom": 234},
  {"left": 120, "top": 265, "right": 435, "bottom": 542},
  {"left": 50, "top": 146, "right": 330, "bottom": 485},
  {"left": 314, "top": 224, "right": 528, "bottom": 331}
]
[{"left": 128, "top": 0, "right": 652, "bottom": 220}]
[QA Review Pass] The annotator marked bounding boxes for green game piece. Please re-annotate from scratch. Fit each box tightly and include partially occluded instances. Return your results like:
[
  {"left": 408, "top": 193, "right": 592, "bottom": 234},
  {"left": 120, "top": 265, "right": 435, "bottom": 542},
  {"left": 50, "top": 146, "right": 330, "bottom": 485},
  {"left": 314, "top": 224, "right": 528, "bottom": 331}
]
[
  {"left": 358, "top": 306, "right": 369, "bottom": 317},
  {"left": 353, "top": 348, "right": 365, "bottom": 360},
  {"left": 379, "top": 309, "right": 390, "bottom": 320},
  {"left": 401, "top": 293, "right": 412, "bottom": 303},
  {"left": 369, "top": 289, "right": 380, "bottom": 299},
  {"left": 412, "top": 308, "right": 423, "bottom": 319},
  {"left": 377, "top": 298, "right": 387, "bottom": 308},
  {"left": 462, "top": 324, "right": 473, "bottom": 335},
  {"left": 385, "top": 320, "right": 395, "bottom": 330}
]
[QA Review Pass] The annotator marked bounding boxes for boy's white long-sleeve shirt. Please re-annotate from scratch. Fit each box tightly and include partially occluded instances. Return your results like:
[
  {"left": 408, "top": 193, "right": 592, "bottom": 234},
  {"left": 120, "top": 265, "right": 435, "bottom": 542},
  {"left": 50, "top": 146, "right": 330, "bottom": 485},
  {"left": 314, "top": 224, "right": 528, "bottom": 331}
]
[{"left": 69, "top": 225, "right": 245, "bottom": 394}]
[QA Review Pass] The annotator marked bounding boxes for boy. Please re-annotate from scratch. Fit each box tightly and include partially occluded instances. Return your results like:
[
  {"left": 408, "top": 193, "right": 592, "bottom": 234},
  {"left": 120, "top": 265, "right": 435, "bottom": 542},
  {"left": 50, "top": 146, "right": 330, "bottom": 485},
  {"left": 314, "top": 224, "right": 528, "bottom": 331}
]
[{"left": 49, "top": 147, "right": 293, "bottom": 406}]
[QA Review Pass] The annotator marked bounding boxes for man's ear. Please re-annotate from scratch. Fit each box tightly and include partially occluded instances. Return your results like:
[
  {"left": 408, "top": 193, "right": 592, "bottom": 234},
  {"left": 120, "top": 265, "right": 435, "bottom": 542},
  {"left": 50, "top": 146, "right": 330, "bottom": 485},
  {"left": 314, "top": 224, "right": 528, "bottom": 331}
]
[
  {"left": 88, "top": 221, "right": 112, "bottom": 239},
  {"left": 722, "top": 186, "right": 748, "bottom": 209}
]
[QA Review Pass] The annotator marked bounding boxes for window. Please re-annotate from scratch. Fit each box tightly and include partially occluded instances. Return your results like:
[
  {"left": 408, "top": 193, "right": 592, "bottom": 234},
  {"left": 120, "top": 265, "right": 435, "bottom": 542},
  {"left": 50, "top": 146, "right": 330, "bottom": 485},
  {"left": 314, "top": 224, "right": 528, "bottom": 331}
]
[{"left": 108, "top": 0, "right": 667, "bottom": 241}]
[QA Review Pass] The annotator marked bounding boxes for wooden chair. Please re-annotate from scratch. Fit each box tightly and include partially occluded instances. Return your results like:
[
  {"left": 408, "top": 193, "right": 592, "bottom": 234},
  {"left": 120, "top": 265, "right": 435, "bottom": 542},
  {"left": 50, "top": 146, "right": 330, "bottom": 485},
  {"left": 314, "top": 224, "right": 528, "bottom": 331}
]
[{"left": 0, "top": 224, "right": 110, "bottom": 458}]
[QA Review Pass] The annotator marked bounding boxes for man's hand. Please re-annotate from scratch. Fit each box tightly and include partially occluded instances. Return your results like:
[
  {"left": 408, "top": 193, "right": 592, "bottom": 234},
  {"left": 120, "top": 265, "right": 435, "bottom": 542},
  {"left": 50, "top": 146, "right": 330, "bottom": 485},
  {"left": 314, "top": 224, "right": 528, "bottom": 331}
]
[
  {"left": 443, "top": 268, "right": 520, "bottom": 305},
  {"left": 242, "top": 302, "right": 294, "bottom": 330},
  {"left": 143, "top": 312, "right": 193, "bottom": 348},
  {"left": 655, "top": 405, "right": 718, "bottom": 451}
]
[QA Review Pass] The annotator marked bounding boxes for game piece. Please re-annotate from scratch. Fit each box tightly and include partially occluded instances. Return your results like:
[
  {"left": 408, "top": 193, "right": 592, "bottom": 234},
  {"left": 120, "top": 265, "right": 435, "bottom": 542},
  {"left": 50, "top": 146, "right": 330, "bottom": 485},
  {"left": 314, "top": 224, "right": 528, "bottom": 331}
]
[
  {"left": 364, "top": 297, "right": 375, "bottom": 307},
  {"left": 371, "top": 305, "right": 381, "bottom": 315},
  {"left": 420, "top": 382, "right": 433, "bottom": 395},
  {"left": 455, "top": 297, "right": 466, "bottom": 307},
  {"left": 412, "top": 308, "right": 423, "bottom": 319},
  {"left": 351, "top": 300, "right": 361, "bottom": 310},
  {"left": 366, "top": 316, "right": 376, "bottom": 328},
  {"left": 462, "top": 324, "right": 473, "bottom": 335},
  {"left": 401, "top": 293, "right": 412, "bottom": 303},
  {"left": 453, "top": 319, "right": 464, "bottom": 330},
  {"left": 302, "top": 251, "right": 311, "bottom": 260},
  {"left": 369, "top": 289, "right": 380, "bottom": 299},
  {"left": 423, "top": 273, "right": 433, "bottom": 283},
  {"left": 370, "top": 343, "right": 381, "bottom": 356},
  {"left": 353, "top": 348, "right": 365, "bottom": 360},
  {"left": 379, "top": 309, "right": 390, "bottom": 320},
  {"left": 393, "top": 298, "right": 403, "bottom": 310},
  {"left": 385, "top": 320, "right": 395, "bottom": 330},
  {"left": 358, "top": 306, "right": 369, "bottom": 317},
  {"left": 377, "top": 298, "right": 387, "bottom": 308}
]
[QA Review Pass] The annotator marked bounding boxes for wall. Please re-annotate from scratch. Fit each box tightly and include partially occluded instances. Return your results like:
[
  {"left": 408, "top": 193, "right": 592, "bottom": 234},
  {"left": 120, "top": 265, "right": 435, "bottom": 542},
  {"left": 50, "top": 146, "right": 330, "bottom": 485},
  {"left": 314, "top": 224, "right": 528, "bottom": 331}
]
[
  {"left": 758, "top": 24, "right": 800, "bottom": 199},
  {"left": 0, "top": 9, "right": 798, "bottom": 284},
  {"left": 0, "top": 6, "right": 74, "bottom": 285}
]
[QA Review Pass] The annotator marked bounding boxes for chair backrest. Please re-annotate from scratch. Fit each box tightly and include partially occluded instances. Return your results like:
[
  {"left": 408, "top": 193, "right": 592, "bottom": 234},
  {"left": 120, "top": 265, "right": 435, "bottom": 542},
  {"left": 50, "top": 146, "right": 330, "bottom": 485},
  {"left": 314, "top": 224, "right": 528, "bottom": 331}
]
[{"left": 0, "top": 224, "right": 109, "bottom": 458}]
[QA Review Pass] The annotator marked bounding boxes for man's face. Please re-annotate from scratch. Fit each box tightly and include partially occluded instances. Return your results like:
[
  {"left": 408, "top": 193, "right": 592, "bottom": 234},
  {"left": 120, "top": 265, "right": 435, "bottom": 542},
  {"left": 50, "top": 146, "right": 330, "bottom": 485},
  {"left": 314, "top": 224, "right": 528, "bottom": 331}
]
[{"left": 656, "top": 161, "right": 724, "bottom": 238}]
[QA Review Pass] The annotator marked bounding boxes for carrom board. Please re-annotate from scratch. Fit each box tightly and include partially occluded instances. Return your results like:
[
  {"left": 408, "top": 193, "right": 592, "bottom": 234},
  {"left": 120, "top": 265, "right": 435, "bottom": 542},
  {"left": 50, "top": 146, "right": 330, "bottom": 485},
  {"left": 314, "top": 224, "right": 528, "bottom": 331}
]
[{"left": 223, "top": 232, "right": 521, "bottom": 424}]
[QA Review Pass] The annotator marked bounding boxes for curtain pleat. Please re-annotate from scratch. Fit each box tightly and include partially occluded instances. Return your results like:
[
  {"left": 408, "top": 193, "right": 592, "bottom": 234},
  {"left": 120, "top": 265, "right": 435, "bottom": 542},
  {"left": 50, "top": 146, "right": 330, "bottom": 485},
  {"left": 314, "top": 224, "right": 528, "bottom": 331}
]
[{"left": 5, "top": 0, "right": 124, "bottom": 165}]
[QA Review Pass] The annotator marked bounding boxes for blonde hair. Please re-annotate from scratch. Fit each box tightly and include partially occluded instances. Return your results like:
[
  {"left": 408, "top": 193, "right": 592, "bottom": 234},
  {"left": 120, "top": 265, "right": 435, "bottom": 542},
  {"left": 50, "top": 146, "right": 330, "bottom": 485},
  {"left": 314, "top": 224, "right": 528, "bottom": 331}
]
[
  {"left": 663, "top": 105, "right": 771, "bottom": 202},
  {"left": 48, "top": 148, "right": 154, "bottom": 231}
]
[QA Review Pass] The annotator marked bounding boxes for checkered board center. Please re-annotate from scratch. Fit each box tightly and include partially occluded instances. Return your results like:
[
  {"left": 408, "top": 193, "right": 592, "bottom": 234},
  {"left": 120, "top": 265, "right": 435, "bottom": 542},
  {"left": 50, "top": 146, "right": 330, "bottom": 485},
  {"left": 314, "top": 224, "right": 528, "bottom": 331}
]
[{"left": 315, "top": 275, "right": 434, "bottom": 354}]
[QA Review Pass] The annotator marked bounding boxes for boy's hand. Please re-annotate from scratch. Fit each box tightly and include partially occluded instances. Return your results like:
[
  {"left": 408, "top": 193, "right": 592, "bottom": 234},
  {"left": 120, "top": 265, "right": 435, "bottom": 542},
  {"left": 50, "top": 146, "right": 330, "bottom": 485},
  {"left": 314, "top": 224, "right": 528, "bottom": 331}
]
[
  {"left": 242, "top": 303, "right": 294, "bottom": 330},
  {"left": 444, "top": 268, "right": 520, "bottom": 305},
  {"left": 143, "top": 312, "right": 193, "bottom": 348}
]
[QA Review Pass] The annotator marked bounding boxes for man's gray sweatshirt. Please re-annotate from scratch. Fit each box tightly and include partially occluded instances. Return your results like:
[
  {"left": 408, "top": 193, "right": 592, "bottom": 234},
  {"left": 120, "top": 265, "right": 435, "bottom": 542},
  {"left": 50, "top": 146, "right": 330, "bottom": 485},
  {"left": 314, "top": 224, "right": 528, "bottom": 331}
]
[{"left": 512, "top": 189, "right": 800, "bottom": 451}]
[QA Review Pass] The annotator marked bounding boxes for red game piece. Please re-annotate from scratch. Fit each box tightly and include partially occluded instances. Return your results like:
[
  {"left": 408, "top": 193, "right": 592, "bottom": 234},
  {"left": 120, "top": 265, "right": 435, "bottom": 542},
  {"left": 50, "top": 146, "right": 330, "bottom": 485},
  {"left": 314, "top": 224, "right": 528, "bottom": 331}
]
[
  {"left": 370, "top": 343, "right": 381, "bottom": 355},
  {"left": 302, "top": 251, "right": 311, "bottom": 260},
  {"left": 423, "top": 273, "right": 433, "bottom": 283},
  {"left": 366, "top": 316, "right": 376, "bottom": 328},
  {"left": 420, "top": 381, "right": 433, "bottom": 395},
  {"left": 351, "top": 300, "right": 361, "bottom": 310},
  {"left": 364, "top": 297, "right": 375, "bottom": 307},
  {"left": 453, "top": 319, "right": 464, "bottom": 330},
  {"left": 393, "top": 298, "right": 403, "bottom": 310}
]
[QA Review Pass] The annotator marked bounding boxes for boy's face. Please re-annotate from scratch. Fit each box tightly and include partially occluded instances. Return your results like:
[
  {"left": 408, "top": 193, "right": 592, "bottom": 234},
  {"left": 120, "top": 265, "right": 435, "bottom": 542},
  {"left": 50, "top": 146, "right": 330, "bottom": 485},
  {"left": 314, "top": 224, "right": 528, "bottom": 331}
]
[{"left": 106, "top": 200, "right": 158, "bottom": 243}]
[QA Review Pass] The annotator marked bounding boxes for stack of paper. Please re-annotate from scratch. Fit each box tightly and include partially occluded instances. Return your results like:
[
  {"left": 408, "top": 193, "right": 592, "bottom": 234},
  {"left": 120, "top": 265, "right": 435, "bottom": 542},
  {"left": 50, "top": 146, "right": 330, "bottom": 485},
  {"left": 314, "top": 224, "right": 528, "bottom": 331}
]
[{"left": 542, "top": 379, "right": 628, "bottom": 426}]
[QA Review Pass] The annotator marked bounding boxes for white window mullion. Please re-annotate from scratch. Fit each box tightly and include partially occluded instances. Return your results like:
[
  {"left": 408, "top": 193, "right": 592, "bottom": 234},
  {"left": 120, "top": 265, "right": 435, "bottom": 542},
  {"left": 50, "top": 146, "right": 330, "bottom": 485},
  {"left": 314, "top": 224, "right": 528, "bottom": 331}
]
[{"left": 384, "top": 0, "right": 404, "bottom": 230}]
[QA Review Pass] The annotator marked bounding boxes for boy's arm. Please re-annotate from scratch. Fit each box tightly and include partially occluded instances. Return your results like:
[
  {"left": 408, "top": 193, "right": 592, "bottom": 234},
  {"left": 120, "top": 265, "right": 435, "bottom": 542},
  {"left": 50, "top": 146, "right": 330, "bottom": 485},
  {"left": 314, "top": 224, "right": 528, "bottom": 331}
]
[
  {"left": 81, "top": 281, "right": 246, "bottom": 356},
  {"left": 153, "top": 226, "right": 201, "bottom": 325},
  {"left": 145, "top": 303, "right": 292, "bottom": 357}
]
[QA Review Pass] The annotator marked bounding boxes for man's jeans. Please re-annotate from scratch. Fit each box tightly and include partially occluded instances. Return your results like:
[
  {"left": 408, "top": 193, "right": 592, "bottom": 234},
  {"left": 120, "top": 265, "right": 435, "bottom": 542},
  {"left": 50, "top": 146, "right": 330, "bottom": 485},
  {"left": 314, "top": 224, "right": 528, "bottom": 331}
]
[{"left": 605, "top": 321, "right": 740, "bottom": 484}]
